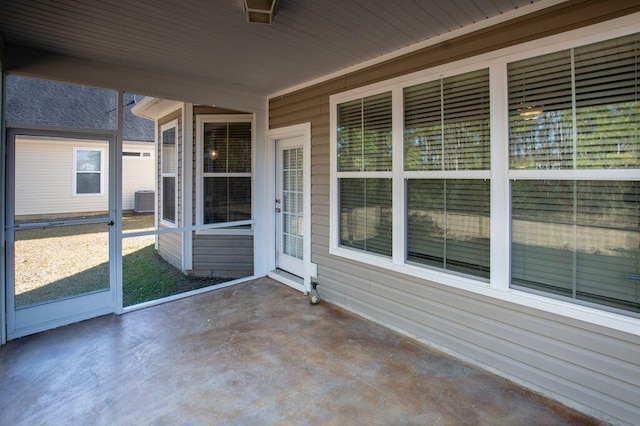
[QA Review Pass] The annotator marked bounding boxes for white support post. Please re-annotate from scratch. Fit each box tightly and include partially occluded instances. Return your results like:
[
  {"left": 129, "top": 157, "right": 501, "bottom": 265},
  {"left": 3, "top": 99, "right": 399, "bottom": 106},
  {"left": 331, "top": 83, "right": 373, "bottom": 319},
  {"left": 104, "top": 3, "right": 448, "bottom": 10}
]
[
  {"left": 113, "top": 92, "right": 124, "bottom": 314},
  {"left": 182, "top": 103, "right": 194, "bottom": 271}
]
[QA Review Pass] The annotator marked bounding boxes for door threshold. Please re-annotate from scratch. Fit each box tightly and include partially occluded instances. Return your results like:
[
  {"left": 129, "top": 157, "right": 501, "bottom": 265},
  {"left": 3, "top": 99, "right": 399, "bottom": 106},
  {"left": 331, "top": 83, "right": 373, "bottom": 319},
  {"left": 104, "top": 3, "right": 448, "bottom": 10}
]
[{"left": 268, "top": 269, "right": 305, "bottom": 293}]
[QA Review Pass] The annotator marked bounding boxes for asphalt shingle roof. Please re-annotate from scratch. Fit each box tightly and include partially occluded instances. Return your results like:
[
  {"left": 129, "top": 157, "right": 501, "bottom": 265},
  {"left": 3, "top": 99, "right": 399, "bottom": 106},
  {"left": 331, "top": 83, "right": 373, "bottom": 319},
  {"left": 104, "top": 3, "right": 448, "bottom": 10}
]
[{"left": 6, "top": 75, "right": 154, "bottom": 142}]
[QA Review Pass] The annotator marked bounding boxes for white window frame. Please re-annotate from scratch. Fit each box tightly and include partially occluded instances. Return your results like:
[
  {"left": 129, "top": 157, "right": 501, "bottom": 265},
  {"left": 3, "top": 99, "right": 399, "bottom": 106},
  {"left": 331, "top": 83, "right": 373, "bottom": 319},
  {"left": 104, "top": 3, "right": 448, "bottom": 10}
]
[
  {"left": 335, "top": 91, "right": 394, "bottom": 259},
  {"left": 330, "top": 16, "right": 640, "bottom": 335},
  {"left": 195, "top": 114, "right": 253, "bottom": 236},
  {"left": 160, "top": 120, "right": 178, "bottom": 227},
  {"left": 72, "top": 147, "right": 105, "bottom": 196}
]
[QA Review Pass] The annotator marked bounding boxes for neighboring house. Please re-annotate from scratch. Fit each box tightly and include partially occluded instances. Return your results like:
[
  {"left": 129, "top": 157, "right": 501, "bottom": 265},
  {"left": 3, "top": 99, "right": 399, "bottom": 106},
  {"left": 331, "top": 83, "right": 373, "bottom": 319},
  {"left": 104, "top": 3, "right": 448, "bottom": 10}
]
[{"left": 6, "top": 76, "right": 154, "bottom": 218}]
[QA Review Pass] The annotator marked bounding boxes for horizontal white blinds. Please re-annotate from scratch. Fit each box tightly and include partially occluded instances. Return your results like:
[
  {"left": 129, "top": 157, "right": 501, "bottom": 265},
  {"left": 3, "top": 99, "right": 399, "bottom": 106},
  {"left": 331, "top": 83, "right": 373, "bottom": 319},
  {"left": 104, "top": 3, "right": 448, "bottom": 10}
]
[
  {"left": 337, "top": 92, "right": 392, "bottom": 172},
  {"left": 339, "top": 178, "right": 392, "bottom": 257},
  {"left": 508, "top": 33, "right": 640, "bottom": 170},
  {"left": 203, "top": 122, "right": 251, "bottom": 174},
  {"left": 203, "top": 177, "right": 251, "bottom": 224},
  {"left": 575, "top": 36, "right": 639, "bottom": 169},
  {"left": 512, "top": 180, "right": 639, "bottom": 313},
  {"left": 162, "top": 127, "right": 177, "bottom": 173},
  {"left": 404, "top": 69, "right": 490, "bottom": 171},
  {"left": 201, "top": 121, "right": 252, "bottom": 225},
  {"left": 407, "top": 179, "right": 490, "bottom": 278}
]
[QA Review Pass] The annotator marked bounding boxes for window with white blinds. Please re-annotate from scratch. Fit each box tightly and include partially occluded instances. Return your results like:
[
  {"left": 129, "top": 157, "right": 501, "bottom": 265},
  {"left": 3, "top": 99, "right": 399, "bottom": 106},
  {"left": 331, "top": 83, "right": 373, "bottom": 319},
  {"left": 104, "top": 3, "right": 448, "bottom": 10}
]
[
  {"left": 202, "top": 120, "right": 252, "bottom": 225},
  {"left": 508, "top": 33, "right": 640, "bottom": 314},
  {"left": 405, "top": 69, "right": 490, "bottom": 171},
  {"left": 337, "top": 92, "right": 393, "bottom": 257},
  {"left": 509, "top": 34, "right": 639, "bottom": 170},
  {"left": 404, "top": 69, "right": 491, "bottom": 279},
  {"left": 160, "top": 121, "right": 177, "bottom": 225},
  {"left": 337, "top": 92, "right": 393, "bottom": 172},
  {"left": 330, "top": 27, "right": 640, "bottom": 319},
  {"left": 407, "top": 179, "right": 490, "bottom": 278}
]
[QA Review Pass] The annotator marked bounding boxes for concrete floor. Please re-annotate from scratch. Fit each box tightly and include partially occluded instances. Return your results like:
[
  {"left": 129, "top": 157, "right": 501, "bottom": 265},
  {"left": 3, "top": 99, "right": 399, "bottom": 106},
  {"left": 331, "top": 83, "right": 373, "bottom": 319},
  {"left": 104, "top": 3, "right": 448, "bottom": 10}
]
[{"left": 0, "top": 277, "right": 601, "bottom": 425}]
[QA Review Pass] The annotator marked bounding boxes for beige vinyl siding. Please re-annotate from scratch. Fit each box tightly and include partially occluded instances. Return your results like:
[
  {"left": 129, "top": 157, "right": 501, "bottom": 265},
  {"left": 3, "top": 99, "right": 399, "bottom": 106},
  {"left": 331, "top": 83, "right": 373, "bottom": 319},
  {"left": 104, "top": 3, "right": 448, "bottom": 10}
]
[
  {"left": 268, "top": 1, "right": 640, "bottom": 424},
  {"left": 15, "top": 136, "right": 108, "bottom": 217},
  {"left": 122, "top": 141, "right": 154, "bottom": 211},
  {"left": 157, "top": 110, "right": 182, "bottom": 270},
  {"left": 191, "top": 234, "right": 253, "bottom": 278}
]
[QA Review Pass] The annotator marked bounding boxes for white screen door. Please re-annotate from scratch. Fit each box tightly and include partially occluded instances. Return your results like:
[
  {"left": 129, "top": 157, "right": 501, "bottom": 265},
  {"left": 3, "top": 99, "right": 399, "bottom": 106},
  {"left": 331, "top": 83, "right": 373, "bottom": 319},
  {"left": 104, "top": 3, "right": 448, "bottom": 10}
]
[
  {"left": 275, "top": 136, "right": 305, "bottom": 278},
  {"left": 5, "top": 130, "right": 116, "bottom": 339}
]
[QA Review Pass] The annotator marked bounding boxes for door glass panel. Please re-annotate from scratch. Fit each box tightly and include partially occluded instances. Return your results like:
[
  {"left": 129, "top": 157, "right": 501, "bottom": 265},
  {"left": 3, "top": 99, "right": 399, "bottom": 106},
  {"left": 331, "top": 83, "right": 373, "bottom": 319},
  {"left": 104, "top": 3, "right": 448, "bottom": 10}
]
[
  {"left": 12, "top": 134, "right": 112, "bottom": 308},
  {"left": 282, "top": 148, "right": 304, "bottom": 260},
  {"left": 14, "top": 224, "right": 109, "bottom": 308}
]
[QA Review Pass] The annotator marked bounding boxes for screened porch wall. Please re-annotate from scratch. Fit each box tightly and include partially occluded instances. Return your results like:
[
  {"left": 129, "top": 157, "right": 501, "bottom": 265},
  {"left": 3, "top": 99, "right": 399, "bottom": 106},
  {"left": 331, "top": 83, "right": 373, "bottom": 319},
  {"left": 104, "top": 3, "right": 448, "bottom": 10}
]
[{"left": 268, "top": 1, "right": 640, "bottom": 424}]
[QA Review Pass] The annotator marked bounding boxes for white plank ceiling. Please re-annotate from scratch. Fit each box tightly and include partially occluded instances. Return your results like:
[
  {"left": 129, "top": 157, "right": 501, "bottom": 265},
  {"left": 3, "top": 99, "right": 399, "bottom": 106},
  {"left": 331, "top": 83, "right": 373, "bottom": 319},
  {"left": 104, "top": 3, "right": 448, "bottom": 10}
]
[{"left": 0, "top": 0, "right": 547, "bottom": 97}]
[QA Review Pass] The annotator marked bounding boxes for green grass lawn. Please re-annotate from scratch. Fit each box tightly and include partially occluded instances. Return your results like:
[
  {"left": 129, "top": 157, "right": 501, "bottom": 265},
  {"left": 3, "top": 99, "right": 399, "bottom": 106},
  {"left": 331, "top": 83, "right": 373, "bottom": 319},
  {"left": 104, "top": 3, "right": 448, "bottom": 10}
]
[
  {"left": 14, "top": 214, "right": 233, "bottom": 308},
  {"left": 123, "top": 244, "right": 228, "bottom": 307}
]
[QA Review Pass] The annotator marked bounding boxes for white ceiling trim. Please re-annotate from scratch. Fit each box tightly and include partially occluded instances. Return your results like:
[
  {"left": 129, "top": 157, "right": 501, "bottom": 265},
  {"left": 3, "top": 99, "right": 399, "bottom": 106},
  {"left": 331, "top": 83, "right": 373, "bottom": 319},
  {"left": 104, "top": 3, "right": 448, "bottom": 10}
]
[{"left": 268, "top": 0, "right": 569, "bottom": 99}]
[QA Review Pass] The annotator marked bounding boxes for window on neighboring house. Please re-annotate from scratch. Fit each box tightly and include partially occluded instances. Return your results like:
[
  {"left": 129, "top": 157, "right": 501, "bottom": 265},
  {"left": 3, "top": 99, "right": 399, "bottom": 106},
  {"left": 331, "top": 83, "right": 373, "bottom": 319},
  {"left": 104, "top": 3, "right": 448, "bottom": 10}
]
[
  {"left": 74, "top": 148, "right": 103, "bottom": 195},
  {"left": 337, "top": 92, "right": 393, "bottom": 257},
  {"left": 508, "top": 33, "right": 640, "bottom": 313},
  {"left": 199, "top": 116, "right": 252, "bottom": 230},
  {"left": 404, "top": 69, "right": 491, "bottom": 278},
  {"left": 123, "top": 151, "right": 152, "bottom": 158},
  {"left": 161, "top": 121, "right": 178, "bottom": 225}
]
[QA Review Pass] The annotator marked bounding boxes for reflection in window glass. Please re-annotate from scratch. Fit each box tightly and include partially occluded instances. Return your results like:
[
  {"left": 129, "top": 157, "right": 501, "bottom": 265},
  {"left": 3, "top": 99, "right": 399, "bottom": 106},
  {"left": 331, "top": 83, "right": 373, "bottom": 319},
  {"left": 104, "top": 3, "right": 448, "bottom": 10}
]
[
  {"left": 508, "top": 33, "right": 640, "bottom": 170},
  {"left": 407, "top": 179, "right": 490, "bottom": 279},
  {"left": 340, "top": 178, "right": 392, "bottom": 257},
  {"left": 337, "top": 92, "right": 393, "bottom": 172},
  {"left": 404, "top": 69, "right": 490, "bottom": 171},
  {"left": 74, "top": 148, "right": 102, "bottom": 195},
  {"left": 512, "top": 180, "right": 639, "bottom": 314}
]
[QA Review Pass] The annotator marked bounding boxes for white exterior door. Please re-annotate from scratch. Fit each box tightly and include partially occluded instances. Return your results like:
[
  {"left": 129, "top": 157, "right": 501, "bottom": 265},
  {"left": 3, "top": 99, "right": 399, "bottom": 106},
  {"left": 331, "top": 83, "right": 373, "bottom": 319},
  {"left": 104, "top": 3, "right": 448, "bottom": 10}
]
[
  {"left": 275, "top": 136, "right": 305, "bottom": 278},
  {"left": 5, "top": 130, "right": 116, "bottom": 339}
]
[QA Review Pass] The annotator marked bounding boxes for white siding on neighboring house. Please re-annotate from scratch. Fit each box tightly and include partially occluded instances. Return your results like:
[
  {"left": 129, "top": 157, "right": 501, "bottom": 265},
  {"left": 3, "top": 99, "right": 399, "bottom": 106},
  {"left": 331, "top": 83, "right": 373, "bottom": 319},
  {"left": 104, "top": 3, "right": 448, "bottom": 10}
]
[
  {"left": 15, "top": 136, "right": 154, "bottom": 217},
  {"left": 122, "top": 141, "right": 154, "bottom": 211},
  {"left": 15, "top": 136, "right": 108, "bottom": 217}
]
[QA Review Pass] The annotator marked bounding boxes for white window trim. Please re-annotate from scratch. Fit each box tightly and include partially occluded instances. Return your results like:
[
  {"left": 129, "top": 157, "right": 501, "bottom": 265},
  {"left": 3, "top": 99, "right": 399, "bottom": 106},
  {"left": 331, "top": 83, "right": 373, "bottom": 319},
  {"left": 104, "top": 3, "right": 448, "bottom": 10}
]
[
  {"left": 72, "top": 147, "right": 105, "bottom": 196},
  {"left": 329, "top": 16, "right": 640, "bottom": 336},
  {"left": 195, "top": 114, "right": 253, "bottom": 236},
  {"left": 160, "top": 120, "right": 178, "bottom": 228}
]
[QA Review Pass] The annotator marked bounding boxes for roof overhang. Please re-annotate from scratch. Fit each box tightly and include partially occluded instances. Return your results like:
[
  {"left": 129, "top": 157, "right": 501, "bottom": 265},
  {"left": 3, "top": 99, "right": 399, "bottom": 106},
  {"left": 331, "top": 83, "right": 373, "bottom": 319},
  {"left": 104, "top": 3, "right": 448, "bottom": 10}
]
[{"left": 131, "top": 97, "right": 183, "bottom": 120}]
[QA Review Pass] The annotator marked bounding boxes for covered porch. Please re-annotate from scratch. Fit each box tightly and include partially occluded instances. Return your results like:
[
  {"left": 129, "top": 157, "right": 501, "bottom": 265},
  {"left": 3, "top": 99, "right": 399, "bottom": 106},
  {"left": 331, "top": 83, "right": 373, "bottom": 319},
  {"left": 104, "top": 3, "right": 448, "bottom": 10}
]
[{"left": 1, "top": 1, "right": 640, "bottom": 424}]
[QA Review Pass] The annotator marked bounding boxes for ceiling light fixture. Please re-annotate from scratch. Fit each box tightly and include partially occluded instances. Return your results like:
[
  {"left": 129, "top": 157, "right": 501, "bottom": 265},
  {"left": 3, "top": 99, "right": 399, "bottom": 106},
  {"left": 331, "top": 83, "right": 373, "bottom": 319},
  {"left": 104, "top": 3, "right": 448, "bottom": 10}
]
[
  {"left": 517, "top": 103, "right": 544, "bottom": 121},
  {"left": 243, "top": 0, "right": 277, "bottom": 24}
]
